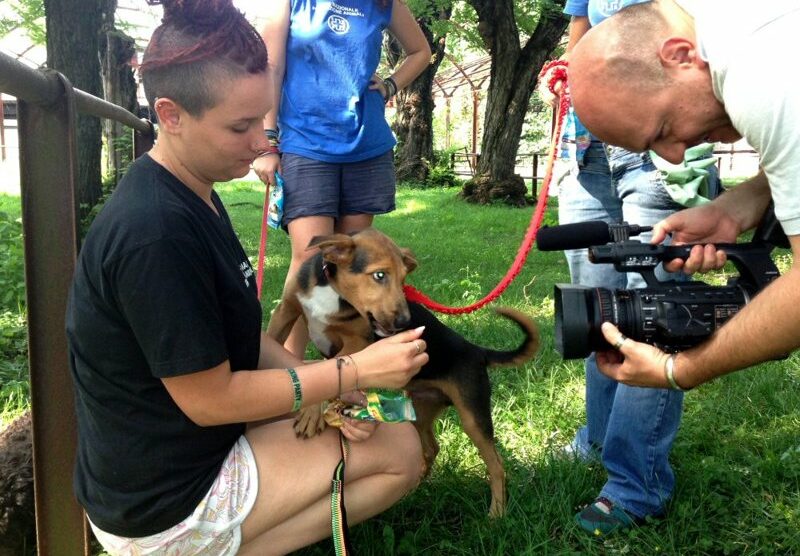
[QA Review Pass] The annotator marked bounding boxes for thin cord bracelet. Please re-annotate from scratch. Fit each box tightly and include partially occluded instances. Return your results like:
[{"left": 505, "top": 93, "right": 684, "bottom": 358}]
[
  {"left": 346, "top": 355, "right": 359, "bottom": 390},
  {"left": 336, "top": 357, "right": 345, "bottom": 397}
]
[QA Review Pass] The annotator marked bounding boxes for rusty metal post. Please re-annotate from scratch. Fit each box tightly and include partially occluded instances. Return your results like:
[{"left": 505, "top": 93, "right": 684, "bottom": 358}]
[
  {"left": 134, "top": 118, "right": 155, "bottom": 159},
  {"left": 471, "top": 90, "right": 480, "bottom": 169},
  {"left": 18, "top": 70, "right": 90, "bottom": 556},
  {"left": 0, "top": 97, "right": 6, "bottom": 161}
]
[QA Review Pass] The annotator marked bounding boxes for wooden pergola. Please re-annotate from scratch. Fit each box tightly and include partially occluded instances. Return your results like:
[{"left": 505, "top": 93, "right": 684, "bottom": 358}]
[{"left": 432, "top": 54, "right": 491, "bottom": 158}]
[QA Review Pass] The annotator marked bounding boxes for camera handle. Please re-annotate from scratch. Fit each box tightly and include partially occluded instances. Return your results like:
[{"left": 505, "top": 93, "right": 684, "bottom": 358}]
[{"left": 590, "top": 241, "right": 780, "bottom": 291}]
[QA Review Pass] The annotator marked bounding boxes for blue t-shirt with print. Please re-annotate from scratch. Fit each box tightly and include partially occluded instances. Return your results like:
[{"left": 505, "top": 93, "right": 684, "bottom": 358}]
[
  {"left": 279, "top": 0, "right": 396, "bottom": 163},
  {"left": 560, "top": 0, "right": 652, "bottom": 161},
  {"left": 564, "top": 0, "right": 651, "bottom": 27}
]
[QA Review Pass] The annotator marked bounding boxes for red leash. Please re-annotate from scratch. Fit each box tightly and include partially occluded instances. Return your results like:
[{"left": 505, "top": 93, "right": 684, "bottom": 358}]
[
  {"left": 254, "top": 61, "right": 571, "bottom": 310},
  {"left": 404, "top": 60, "right": 571, "bottom": 314},
  {"left": 256, "top": 180, "right": 270, "bottom": 299}
]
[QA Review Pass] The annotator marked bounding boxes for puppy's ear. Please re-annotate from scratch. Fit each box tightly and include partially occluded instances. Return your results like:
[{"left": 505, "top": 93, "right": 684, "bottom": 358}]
[
  {"left": 400, "top": 248, "right": 417, "bottom": 274},
  {"left": 307, "top": 235, "right": 333, "bottom": 250},
  {"left": 311, "top": 234, "right": 356, "bottom": 265}
]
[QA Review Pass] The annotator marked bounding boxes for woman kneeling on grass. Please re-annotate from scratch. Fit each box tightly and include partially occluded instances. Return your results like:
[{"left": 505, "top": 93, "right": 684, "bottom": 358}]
[{"left": 66, "top": 1, "right": 426, "bottom": 554}]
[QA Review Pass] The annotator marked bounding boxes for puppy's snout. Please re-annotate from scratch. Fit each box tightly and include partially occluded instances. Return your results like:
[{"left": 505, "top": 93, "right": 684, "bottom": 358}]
[{"left": 394, "top": 312, "right": 411, "bottom": 331}]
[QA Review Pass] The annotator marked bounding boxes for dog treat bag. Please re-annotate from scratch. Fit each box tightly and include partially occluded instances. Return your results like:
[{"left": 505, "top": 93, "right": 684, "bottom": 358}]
[{"left": 267, "top": 171, "right": 284, "bottom": 229}]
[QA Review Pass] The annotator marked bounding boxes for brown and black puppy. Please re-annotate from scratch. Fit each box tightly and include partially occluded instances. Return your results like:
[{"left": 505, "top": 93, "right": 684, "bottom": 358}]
[{"left": 267, "top": 228, "right": 540, "bottom": 517}]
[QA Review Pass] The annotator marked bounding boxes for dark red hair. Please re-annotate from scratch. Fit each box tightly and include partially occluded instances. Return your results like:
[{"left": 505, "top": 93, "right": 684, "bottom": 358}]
[{"left": 140, "top": 0, "right": 268, "bottom": 115}]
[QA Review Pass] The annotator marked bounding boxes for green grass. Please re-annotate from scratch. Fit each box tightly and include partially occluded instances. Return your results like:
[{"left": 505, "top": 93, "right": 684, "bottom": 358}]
[
  {"left": 222, "top": 182, "right": 800, "bottom": 555},
  {"left": 2, "top": 184, "right": 800, "bottom": 554}
]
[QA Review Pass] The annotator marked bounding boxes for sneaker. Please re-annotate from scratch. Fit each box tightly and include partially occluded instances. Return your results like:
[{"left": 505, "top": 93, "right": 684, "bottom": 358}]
[
  {"left": 558, "top": 436, "right": 601, "bottom": 463},
  {"left": 575, "top": 497, "right": 639, "bottom": 536}
]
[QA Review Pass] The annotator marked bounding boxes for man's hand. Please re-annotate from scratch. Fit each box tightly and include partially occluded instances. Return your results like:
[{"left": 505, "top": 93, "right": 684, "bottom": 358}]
[
  {"left": 595, "top": 323, "right": 673, "bottom": 389},
  {"left": 651, "top": 204, "right": 740, "bottom": 273}
]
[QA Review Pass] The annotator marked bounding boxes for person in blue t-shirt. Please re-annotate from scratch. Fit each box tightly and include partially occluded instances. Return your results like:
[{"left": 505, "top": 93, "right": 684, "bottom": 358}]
[
  {"left": 253, "top": 0, "right": 430, "bottom": 357},
  {"left": 541, "top": 0, "right": 719, "bottom": 536}
]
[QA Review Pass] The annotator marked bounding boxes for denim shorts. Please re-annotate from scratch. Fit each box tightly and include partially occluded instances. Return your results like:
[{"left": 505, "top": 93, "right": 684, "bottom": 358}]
[{"left": 280, "top": 150, "right": 396, "bottom": 227}]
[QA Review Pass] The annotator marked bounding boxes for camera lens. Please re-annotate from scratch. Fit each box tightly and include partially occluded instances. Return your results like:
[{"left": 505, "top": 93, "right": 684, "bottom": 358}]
[
  {"left": 554, "top": 282, "right": 751, "bottom": 359},
  {"left": 554, "top": 284, "right": 619, "bottom": 359}
]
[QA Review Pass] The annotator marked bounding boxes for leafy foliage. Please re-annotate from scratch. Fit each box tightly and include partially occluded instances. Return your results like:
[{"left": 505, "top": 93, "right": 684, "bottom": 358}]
[
  {"left": 0, "top": 199, "right": 29, "bottom": 421},
  {"left": 426, "top": 148, "right": 462, "bottom": 188},
  {"left": 0, "top": 212, "right": 26, "bottom": 313},
  {"left": 0, "top": 312, "right": 29, "bottom": 419},
  {"left": 0, "top": 0, "right": 45, "bottom": 45}
]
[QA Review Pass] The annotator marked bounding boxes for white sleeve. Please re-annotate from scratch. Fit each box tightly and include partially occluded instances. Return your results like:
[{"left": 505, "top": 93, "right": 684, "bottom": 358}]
[{"left": 719, "top": 18, "right": 800, "bottom": 235}]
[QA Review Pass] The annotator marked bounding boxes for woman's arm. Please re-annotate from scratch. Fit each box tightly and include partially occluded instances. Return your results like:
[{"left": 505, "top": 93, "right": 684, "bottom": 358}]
[
  {"left": 259, "top": 0, "right": 290, "bottom": 133},
  {"left": 564, "top": 15, "right": 591, "bottom": 58},
  {"left": 161, "top": 328, "right": 428, "bottom": 426},
  {"left": 539, "top": 15, "right": 590, "bottom": 103},
  {"left": 383, "top": 0, "right": 431, "bottom": 90},
  {"left": 252, "top": 1, "right": 290, "bottom": 186}
]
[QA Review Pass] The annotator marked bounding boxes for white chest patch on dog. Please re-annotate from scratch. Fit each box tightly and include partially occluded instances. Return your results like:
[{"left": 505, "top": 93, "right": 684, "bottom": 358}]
[{"left": 298, "top": 285, "right": 340, "bottom": 355}]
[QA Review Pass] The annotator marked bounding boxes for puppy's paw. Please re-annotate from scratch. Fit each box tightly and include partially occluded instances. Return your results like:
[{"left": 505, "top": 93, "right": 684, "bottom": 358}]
[
  {"left": 293, "top": 403, "right": 328, "bottom": 438},
  {"left": 488, "top": 497, "right": 507, "bottom": 519}
]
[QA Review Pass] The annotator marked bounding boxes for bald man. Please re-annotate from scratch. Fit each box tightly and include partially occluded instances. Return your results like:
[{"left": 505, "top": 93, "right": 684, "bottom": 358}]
[
  {"left": 568, "top": 2, "right": 800, "bottom": 389},
  {"left": 551, "top": 0, "right": 711, "bottom": 537}
]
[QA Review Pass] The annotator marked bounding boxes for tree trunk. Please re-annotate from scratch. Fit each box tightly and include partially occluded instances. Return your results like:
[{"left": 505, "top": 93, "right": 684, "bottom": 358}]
[
  {"left": 101, "top": 0, "right": 137, "bottom": 186},
  {"left": 44, "top": 0, "right": 108, "bottom": 217},
  {"left": 461, "top": 0, "right": 568, "bottom": 205},
  {"left": 390, "top": 3, "right": 451, "bottom": 183}
]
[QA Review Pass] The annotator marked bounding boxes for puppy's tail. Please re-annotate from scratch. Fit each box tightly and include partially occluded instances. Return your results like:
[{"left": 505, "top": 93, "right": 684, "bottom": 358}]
[{"left": 484, "top": 307, "right": 540, "bottom": 367}]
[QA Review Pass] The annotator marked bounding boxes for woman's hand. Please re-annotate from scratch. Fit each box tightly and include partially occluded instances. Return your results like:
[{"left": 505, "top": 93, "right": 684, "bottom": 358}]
[
  {"left": 368, "top": 73, "right": 389, "bottom": 100},
  {"left": 537, "top": 64, "right": 565, "bottom": 108},
  {"left": 351, "top": 326, "right": 428, "bottom": 390},
  {"left": 339, "top": 416, "right": 379, "bottom": 442},
  {"left": 252, "top": 153, "right": 281, "bottom": 187},
  {"left": 336, "top": 391, "right": 378, "bottom": 442}
]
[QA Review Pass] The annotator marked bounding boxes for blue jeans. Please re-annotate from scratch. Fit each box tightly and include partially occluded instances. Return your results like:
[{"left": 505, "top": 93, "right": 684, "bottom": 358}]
[{"left": 558, "top": 141, "right": 685, "bottom": 518}]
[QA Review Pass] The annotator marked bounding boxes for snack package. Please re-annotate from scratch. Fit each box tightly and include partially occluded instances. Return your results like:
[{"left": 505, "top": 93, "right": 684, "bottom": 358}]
[
  {"left": 323, "top": 389, "right": 416, "bottom": 428},
  {"left": 267, "top": 171, "right": 284, "bottom": 229}
]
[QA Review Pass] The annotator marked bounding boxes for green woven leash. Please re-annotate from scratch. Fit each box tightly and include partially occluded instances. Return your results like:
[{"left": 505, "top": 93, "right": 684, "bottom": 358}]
[
  {"left": 331, "top": 433, "right": 353, "bottom": 556},
  {"left": 328, "top": 389, "right": 416, "bottom": 556}
]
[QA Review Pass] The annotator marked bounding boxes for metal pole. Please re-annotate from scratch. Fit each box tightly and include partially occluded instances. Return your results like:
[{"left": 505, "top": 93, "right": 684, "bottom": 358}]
[
  {"left": 0, "top": 52, "right": 150, "bottom": 134},
  {"left": 18, "top": 70, "right": 89, "bottom": 556},
  {"left": 1, "top": 96, "right": 6, "bottom": 161},
  {"left": 472, "top": 90, "right": 479, "bottom": 169},
  {"left": 134, "top": 119, "right": 155, "bottom": 159}
]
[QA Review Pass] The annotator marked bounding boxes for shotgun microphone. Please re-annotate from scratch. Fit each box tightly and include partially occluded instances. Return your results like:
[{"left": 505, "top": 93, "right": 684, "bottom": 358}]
[{"left": 536, "top": 221, "right": 653, "bottom": 251}]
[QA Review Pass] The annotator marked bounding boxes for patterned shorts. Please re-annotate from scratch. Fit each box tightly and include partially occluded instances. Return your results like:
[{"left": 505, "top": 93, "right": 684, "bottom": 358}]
[{"left": 90, "top": 436, "right": 259, "bottom": 556}]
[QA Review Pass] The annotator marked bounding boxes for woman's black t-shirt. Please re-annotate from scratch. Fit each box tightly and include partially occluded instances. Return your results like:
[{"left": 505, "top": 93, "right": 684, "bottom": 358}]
[{"left": 66, "top": 154, "right": 262, "bottom": 537}]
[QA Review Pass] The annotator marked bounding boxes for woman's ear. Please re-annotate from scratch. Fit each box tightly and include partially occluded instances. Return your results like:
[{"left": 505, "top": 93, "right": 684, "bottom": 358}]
[{"left": 153, "top": 97, "right": 183, "bottom": 134}]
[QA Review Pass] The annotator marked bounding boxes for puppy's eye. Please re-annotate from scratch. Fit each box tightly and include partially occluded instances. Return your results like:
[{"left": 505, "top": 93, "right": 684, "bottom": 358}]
[{"left": 372, "top": 271, "right": 386, "bottom": 283}]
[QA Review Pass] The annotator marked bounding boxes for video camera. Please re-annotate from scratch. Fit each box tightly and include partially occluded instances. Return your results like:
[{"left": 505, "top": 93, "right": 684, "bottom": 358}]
[{"left": 537, "top": 206, "right": 788, "bottom": 359}]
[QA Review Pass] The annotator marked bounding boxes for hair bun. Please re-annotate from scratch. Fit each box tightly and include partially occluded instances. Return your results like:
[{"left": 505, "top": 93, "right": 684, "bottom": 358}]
[{"left": 147, "top": 0, "right": 239, "bottom": 32}]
